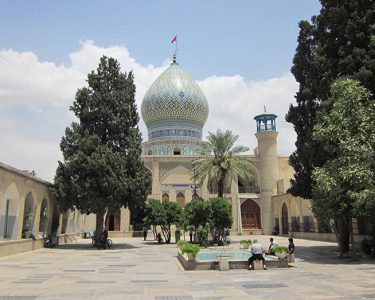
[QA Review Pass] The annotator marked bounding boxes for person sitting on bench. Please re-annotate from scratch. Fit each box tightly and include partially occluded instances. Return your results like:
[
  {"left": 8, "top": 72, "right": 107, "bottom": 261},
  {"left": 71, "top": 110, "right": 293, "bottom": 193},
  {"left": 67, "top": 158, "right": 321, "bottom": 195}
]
[{"left": 248, "top": 239, "right": 267, "bottom": 270}]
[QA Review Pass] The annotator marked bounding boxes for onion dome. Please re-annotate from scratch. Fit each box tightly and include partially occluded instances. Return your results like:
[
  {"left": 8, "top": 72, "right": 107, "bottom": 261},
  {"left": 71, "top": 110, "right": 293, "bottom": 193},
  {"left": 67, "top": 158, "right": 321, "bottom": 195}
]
[{"left": 141, "top": 60, "right": 209, "bottom": 141}]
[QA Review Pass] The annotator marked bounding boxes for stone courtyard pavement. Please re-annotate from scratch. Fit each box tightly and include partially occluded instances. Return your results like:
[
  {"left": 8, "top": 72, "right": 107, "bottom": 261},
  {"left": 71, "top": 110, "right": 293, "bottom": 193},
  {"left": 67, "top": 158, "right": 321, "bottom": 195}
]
[{"left": 0, "top": 235, "right": 374, "bottom": 300}]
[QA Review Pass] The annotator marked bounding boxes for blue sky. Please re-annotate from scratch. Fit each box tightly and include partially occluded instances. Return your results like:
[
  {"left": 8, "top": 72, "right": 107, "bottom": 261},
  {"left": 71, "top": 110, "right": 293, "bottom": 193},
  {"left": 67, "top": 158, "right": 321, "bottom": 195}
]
[
  {"left": 0, "top": 1, "right": 322, "bottom": 180},
  {"left": 0, "top": 0, "right": 320, "bottom": 80}
]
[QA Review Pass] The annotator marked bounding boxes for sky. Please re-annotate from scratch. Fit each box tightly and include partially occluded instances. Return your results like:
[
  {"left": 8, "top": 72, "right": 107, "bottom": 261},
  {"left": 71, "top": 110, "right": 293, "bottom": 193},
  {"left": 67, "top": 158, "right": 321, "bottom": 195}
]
[{"left": 0, "top": 0, "right": 322, "bottom": 181}]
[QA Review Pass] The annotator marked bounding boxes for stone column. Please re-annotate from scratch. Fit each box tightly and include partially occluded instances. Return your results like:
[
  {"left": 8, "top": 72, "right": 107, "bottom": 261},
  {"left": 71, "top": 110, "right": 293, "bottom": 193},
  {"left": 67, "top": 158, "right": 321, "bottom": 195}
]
[
  {"left": 230, "top": 177, "right": 238, "bottom": 231},
  {"left": 151, "top": 159, "right": 160, "bottom": 199},
  {"left": 256, "top": 130, "right": 279, "bottom": 235},
  {"left": 16, "top": 193, "right": 26, "bottom": 239},
  {"left": 120, "top": 207, "right": 130, "bottom": 232}
]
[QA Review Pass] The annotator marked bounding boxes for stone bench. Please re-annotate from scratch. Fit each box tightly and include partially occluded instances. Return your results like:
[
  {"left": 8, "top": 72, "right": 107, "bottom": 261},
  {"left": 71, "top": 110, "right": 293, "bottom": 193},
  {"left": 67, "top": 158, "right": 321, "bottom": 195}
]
[{"left": 252, "top": 259, "right": 265, "bottom": 270}]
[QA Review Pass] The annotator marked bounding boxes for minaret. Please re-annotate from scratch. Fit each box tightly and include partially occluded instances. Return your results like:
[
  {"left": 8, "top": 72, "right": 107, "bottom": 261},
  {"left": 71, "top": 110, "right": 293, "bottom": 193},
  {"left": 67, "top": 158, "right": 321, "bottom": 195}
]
[{"left": 254, "top": 109, "right": 279, "bottom": 235}]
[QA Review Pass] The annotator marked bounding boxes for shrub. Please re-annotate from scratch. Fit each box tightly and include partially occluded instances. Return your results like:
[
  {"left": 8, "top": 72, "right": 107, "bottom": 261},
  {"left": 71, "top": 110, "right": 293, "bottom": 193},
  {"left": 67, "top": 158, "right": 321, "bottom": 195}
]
[
  {"left": 181, "top": 243, "right": 200, "bottom": 256},
  {"left": 240, "top": 239, "right": 252, "bottom": 245},
  {"left": 177, "top": 240, "right": 188, "bottom": 250},
  {"left": 197, "top": 224, "right": 209, "bottom": 247},
  {"left": 272, "top": 245, "right": 288, "bottom": 253}
]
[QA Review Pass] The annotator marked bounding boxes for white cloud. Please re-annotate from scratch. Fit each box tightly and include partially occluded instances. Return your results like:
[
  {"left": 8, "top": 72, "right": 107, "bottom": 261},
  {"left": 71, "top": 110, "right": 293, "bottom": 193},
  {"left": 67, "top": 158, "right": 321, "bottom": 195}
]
[
  {"left": 0, "top": 40, "right": 297, "bottom": 181},
  {"left": 200, "top": 73, "right": 297, "bottom": 156}
]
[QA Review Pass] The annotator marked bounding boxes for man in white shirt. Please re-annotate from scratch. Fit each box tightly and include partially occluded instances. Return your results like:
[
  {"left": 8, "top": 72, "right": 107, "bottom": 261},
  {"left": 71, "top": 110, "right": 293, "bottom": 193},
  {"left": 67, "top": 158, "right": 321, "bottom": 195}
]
[{"left": 248, "top": 239, "right": 267, "bottom": 270}]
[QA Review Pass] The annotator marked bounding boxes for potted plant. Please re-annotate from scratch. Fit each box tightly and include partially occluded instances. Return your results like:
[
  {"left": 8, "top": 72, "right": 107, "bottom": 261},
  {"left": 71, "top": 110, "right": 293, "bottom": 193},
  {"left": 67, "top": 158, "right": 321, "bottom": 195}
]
[
  {"left": 177, "top": 240, "right": 188, "bottom": 250},
  {"left": 240, "top": 239, "right": 252, "bottom": 249},
  {"left": 181, "top": 243, "right": 200, "bottom": 262},
  {"left": 273, "top": 245, "right": 288, "bottom": 259}
]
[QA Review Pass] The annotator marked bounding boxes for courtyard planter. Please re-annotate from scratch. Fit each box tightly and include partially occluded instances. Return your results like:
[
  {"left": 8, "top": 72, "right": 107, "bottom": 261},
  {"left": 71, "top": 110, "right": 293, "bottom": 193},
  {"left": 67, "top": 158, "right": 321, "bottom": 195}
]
[
  {"left": 273, "top": 246, "right": 288, "bottom": 260},
  {"left": 181, "top": 243, "right": 200, "bottom": 262},
  {"left": 240, "top": 239, "right": 252, "bottom": 249}
]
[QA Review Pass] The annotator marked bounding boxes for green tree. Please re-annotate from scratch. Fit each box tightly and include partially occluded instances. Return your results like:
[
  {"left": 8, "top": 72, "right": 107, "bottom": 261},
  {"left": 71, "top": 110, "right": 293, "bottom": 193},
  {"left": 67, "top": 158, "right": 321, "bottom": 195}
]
[
  {"left": 286, "top": 1, "right": 375, "bottom": 199},
  {"left": 53, "top": 56, "right": 151, "bottom": 240},
  {"left": 209, "top": 197, "right": 233, "bottom": 243},
  {"left": 161, "top": 201, "right": 182, "bottom": 243},
  {"left": 143, "top": 199, "right": 182, "bottom": 243},
  {"left": 312, "top": 78, "right": 375, "bottom": 256},
  {"left": 180, "top": 198, "right": 211, "bottom": 245},
  {"left": 192, "top": 129, "right": 255, "bottom": 198},
  {"left": 143, "top": 199, "right": 165, "bottom": 240},
  {"left": 183, "top": 198, "right": 211, "bottom": 230}
]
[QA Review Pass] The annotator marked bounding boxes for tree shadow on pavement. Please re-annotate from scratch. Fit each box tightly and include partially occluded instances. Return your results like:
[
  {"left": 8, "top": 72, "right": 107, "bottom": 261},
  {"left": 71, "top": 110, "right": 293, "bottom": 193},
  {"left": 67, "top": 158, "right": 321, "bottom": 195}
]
[
  {"left": 295, "top": 245, "right": 375, "bottom": 265},
  {"left": 56, "top": 241, "right": 139, "bottom": 250}
]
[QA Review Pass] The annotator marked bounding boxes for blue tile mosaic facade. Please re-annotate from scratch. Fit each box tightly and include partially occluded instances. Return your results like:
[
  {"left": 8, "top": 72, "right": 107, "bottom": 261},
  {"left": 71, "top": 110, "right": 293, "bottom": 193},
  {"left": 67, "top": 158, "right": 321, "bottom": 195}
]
[{"left": 141, "top": 61, "right": 209, "bottom": 156}]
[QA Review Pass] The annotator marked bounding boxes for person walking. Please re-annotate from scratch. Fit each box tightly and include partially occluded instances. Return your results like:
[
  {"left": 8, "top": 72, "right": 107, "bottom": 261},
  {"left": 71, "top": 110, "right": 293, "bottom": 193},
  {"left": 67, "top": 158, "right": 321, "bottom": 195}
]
[{"left": 142, "top": 225, "right": 148, "bottom": 241}]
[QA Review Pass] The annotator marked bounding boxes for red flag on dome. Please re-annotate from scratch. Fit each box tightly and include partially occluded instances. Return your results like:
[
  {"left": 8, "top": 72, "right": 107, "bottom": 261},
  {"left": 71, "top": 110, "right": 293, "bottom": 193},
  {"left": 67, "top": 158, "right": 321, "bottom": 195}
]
[{"left": 171, "top": 36, "right": 177, "bottom": 43}]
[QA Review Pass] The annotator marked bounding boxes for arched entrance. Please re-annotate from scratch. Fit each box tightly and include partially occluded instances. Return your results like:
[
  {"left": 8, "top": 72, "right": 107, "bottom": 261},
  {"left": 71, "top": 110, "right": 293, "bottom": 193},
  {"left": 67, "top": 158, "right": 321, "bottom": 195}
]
[
  {"left": 241, "top": 199, "right": 261, "bottom": 229},
  {"left": 281, "top": 203, "right": 289, "bottom": 234},
  {"left": 176, "top": 192, "right": 185, "bottom": 208},
  {"left": 105, "top": 210, "right": 121, "bottom": 231}
]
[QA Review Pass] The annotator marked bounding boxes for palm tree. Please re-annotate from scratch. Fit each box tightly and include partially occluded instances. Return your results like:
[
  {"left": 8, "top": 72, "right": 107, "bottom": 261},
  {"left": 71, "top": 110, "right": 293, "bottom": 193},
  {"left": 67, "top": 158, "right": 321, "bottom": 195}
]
[{"left": 192, "top": 129, "right": 255, "bottom": 198}]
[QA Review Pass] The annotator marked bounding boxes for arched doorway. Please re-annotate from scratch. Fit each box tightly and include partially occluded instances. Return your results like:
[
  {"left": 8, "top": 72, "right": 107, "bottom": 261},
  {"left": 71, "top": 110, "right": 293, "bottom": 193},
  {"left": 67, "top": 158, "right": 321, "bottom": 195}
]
[
  {"left": 162, "top": 193, "right": 169, "bottom": 202},
  {"left": 281, "top": 203, "right": 289, "bottom": 234},
  {"left": 241, "top": 199, "right": 261, "bottom": 229},
  {"left": 105, "top": 210, "right": 121, "bottom": 231},
  {"left": 176, "top": 192, "right": 185, "bottom": 208}
]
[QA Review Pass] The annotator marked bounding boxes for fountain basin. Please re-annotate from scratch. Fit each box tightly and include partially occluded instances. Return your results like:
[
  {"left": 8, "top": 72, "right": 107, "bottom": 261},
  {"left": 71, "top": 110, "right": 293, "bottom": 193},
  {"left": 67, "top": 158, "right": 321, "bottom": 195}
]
[{"left": 177, "top": 248, "right": 288, "bottom": 271}]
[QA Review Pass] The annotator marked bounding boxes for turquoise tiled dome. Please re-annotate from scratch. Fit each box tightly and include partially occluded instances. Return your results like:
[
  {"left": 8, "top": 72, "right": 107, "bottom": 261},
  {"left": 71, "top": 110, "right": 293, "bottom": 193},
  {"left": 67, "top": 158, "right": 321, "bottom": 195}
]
[{"left": 141, "top": 62, "right": 209, "bottom": 141}]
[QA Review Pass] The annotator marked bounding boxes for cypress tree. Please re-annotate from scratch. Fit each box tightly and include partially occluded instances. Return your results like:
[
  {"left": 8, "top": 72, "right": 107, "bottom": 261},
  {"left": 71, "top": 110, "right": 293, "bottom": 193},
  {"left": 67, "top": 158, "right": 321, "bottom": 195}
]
[
  {"left": 53, "top": 56, "right": 151, "bottom": 240},
  {"left": 286, "top": 0, "right": 375, "bottom": 199}
]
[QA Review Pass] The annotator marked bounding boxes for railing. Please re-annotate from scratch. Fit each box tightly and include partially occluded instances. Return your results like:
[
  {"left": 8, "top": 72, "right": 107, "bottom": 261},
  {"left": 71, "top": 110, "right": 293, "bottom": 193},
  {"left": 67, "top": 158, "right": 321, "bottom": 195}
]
[
  {"left": 208, "top": 187, "right": 231, "bottom": 194},
  {"left": 238, "top": 186, "right": 260, "bottom": 194}
]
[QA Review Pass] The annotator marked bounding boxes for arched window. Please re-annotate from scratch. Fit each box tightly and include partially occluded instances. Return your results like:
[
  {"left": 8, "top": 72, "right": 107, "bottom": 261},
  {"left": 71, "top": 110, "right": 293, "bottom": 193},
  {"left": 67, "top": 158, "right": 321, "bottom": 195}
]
[
  {"left": 162, "top": 193, "right": 169, "bottom": 202},
  {"left": 147, "top": 149, "right": 153, "bottom": 155},
  {"left": 173, "top": 147, "right": 181, "bottom": 155},
  {"left": 176, "top": 192, "right": 185, "bottom": 208}
]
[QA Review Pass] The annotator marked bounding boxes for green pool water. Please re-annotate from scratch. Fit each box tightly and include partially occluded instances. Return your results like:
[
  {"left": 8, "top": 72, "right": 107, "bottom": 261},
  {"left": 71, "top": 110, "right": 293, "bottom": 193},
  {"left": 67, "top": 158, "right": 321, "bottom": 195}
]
[{"left": 196, "top": 249, "right": 271, "bottom": 261}]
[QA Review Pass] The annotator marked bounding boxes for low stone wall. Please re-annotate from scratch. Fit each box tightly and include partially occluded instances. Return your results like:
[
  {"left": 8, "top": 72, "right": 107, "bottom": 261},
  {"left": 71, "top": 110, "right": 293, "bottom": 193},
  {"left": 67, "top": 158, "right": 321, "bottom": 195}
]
[
  {"left": 177, "top": 252, "right": 288, "bottom": 271},
  {"left": 289, "top": 232, "right": 372, "bottom": 244},
  {"left": 0, "top": 238, "right": 44, "bottom": 257},
  {"left": 0, "top": 233, "right": 79, "bottom": 257}
]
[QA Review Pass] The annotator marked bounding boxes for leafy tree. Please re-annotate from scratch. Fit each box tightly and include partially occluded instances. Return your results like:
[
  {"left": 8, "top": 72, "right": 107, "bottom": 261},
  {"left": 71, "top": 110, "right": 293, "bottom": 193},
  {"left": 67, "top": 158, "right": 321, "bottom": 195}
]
[
  {"left": 180, "top": 198, "right": 211, "bottom": 245},
  {"left": 286, "top": 1, "right": 375, "bottom": 199},
  {"left": 312, "top": 78, "right": 375, "bottom": 256},
  {"left": 53, "top": 56, "right": 151, "bottom": 240},
  {"left": 192, "top": 129, "right": 255, "bottom": 198},
  {"left": 143, "top": 199, "right": 165, "bottom": 240},
  {"left": 143, "top": 199, "right": 182, "bottom": 243},
  {"left": 161, "top": 201, "right": 182, "bottom": 243},
  {"left": 209, "top": 197, "right": 233, "bottom": 243},
  {"left": 182, "top": 198, "right": 211, "bottom": 230}
]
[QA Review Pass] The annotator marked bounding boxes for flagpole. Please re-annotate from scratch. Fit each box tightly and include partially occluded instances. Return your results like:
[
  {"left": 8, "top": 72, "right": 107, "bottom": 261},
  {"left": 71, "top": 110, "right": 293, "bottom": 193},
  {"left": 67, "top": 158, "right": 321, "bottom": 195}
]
[{"left": 175, "top": 35, "right": 178, "bottom": 60}]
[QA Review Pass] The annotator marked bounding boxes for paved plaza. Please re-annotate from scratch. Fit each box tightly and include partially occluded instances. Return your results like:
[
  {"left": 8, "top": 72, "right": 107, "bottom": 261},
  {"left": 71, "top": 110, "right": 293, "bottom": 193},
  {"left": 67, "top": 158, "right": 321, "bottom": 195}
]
[{"left": 0, "top": 235, "right": 374, "bottom": 299}]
